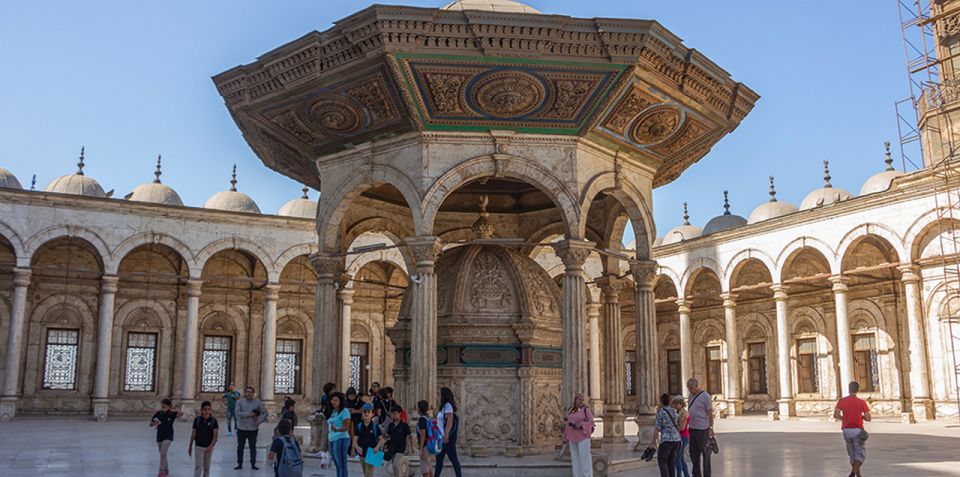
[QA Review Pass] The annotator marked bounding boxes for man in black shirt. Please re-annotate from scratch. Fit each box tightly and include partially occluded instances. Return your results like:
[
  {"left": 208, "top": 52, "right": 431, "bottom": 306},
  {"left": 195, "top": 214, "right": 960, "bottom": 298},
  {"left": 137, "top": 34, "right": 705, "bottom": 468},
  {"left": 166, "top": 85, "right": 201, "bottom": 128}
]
[
  {"left": 189, "top": 401, "right": 219, "bottom": 477},
  {"left": 385, "top": 405, "right": 413, "bottom": 477}
]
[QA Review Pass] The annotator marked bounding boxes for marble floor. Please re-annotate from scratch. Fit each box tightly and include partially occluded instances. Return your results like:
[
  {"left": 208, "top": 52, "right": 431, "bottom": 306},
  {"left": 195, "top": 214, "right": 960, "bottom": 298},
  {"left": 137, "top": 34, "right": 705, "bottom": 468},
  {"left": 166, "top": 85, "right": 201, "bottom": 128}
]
[{"left": 0, "top": 415, "right": 958, "bottom": 476}]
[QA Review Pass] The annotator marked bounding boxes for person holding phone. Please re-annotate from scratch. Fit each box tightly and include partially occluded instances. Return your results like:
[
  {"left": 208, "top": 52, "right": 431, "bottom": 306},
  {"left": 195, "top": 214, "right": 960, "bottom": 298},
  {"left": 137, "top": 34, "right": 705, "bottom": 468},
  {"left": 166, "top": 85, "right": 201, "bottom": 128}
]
[
  {"left": 234, "top": 386, "right": 268, "bottom": 470},
  {"left": 150, "top": 398, "right": 182, "bottom": 477}
]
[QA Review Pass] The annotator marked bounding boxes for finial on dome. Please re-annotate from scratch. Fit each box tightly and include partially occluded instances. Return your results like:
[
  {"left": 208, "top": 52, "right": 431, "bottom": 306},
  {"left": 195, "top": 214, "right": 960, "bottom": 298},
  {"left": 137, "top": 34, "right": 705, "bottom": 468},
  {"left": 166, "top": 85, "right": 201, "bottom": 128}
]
[
  {"left": 682, "top": 202, "right": 690, "bottom": 225},
  {"left": 722, "top": 190, "right": 731, "bottom": 215},
  {"left": 301, "top": 185, "right": 309, "bottom": 199},
  {"left": 884, "top": 141, "right": 895, "bottom": 171},
  {"left": 769, "top": 176, "right": 778, "bottom": 202},
  {"left": 31, "top": 174, "right": 36, "bottom": 191},
  {"left": 822, "top": 160, "right": 832, "bottom": 188},
  {"left": 77, "top": 147, "right": 86, "bottom": 176},
  {"left": 153, "top": 155, "right": 163, "bottom": 183},
  {"left": 229, "top": 164, "right": 238, "bottom": 191}
]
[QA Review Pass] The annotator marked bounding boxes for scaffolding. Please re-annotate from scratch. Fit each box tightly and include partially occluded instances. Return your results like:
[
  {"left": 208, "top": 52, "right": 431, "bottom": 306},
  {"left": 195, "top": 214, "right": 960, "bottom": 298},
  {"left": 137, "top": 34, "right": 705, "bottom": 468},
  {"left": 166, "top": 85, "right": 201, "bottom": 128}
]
[{"left": 898, "top": 0, "right": 960, "bottom": 418}]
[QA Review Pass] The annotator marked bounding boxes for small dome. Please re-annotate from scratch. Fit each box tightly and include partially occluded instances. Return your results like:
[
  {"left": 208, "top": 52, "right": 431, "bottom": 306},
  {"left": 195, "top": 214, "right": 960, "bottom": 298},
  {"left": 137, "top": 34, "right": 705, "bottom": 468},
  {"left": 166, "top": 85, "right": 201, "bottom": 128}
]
[
  {"left": 0, "top": 167, "right": 22, "bottom": 189},
  {"left": 652, "top": 236, "right": 663, "bottom": 247},
  {"left": 747, "top": 176, "right": 799, "bottom": 224},
  {"left": 278, "top": 186, "right": 318, "bottom": 219},
  {"left": 442, "top": 0, "right": 540, "bottom": 13},
  {"left": 44, "top": 148, "right": 107, "bottom": 198},
  {"left": 661, "top": 202, "right": 701, "bottom": 245},
  {"left": 702, "top": 191, "right": 747, "bottom": 235},
  {"left": 800, "top": 160, "right": 852, "bottom": 210},
  {"left": 860, "top": 142, "right": 905, "bottom": 195},
  {"left": 203, "top": 165, "right": 260, "bottom": 214},
  {"left": 125, "top": 155, "right": 183, "bottom": 206}
]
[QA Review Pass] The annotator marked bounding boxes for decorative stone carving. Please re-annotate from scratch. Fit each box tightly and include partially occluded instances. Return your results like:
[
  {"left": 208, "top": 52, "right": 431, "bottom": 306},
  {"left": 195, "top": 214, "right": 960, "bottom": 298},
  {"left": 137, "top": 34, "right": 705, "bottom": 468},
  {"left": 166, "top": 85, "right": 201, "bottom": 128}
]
[
  {"left": 310, "top": 254, "right": 344, "bottom": 277},
  {"left": 472, "top": 70, "right": 545, "bottom": 118},
  {"left": 603, "top": 85, "right": 655, "bottom": 134},
  {"left": 550, "top": 79, "right": 594, "bottom": 118},
  {"left": 463, "top": 382, "right": 519, "bottom": 444},
  {"left": 553, "top": 241, "right": 594, "bottom": 269},
  {"left": 307, "top": 95, "right": 364, "bottom": 134},
  {"left": 345, "top": 76, "right": 399, "bottom": 123},
  {"left": 405, "top": 237, "right": 443, "bottom": 266},
  {"left": 425, "top": 73, "right": 468, "bottom": 114},
  {"left": 630, "top": 106, "right": 681, "bottom": 145},
  {"left": 468, "top": 250, "right": 513, "bottom": 310},
  {"left": 630, "top": 260, "right": 657, "bottom": 288}
]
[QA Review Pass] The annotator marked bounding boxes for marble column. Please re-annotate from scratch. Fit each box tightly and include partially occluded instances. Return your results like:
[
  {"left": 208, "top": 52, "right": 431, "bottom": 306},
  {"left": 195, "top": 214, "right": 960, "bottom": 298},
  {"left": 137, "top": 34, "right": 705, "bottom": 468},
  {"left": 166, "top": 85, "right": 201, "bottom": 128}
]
[
  {"left": 630, "top": 260, "right": 658, "bottom": 415},
  {"left": 310, "top": 254, "right": 342, "bottom": 405},
  {"left": 587, "top": 301, "right": 602, "bottom": 412},
  {"left": 597, "top": 275, "right": 629, "bottom": 442},
  {"left": 677, "top": 300, "right": 692, "bottom": 396},
  {"left": 260, "top": 283, "right": 281, "bottom": 402},
  {"left": 552, "top": 239, "right": 594, "bottom": 406},
  {"left": 0, "top": 268, "right": 31, "bottom": 421},
  {"left": 772, "top": 285, "right": 795, "bottom": 417},
  {"left": 831, "top": 276, "right": 854, "bottom": 397},
  {"left": 339, "top": 284, "right": 355, "bottom": 391},
  {"left": 721, "top": 292, "right": 743, "bottom": 415},
  {"left": 181, "top": 279, "right": 203, "bottom": 411},
  {"left": 900, "top": 265, "right": 934, "bottom": 419},
  {"left": 406, "top": 237, "right": 441, "bottom": 407},
  {"left": 92, "top": 274, "right": 120, "bottom": 421}
]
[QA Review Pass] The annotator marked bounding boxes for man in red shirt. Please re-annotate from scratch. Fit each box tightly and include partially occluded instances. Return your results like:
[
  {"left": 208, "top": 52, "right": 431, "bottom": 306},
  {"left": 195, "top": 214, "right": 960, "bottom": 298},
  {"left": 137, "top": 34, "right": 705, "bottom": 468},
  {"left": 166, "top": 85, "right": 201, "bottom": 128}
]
[{"left": 833, "top": 381, "right": 871, "bottom": 477}]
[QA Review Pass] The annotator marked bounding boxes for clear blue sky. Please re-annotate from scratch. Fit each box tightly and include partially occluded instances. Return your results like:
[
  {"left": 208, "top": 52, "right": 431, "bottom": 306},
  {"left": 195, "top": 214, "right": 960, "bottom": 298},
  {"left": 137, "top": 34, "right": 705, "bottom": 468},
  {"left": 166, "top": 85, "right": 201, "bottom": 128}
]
[{"left": 0, "top": 1, "right": 910, "bottom": 242}]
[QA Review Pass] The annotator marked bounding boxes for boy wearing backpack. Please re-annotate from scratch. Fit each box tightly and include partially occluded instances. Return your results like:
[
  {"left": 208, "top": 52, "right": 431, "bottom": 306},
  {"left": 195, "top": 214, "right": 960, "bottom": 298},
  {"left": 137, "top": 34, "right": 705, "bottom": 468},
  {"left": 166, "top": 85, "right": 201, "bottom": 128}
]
[
  {"left": 354, "top": 402, "right": 386, "bottom": 477},
  {"left": 385, "top": 405, "right": 414, "bottom": 477},
  {"left": 268, "top": 418, "right": 303, "bottom": 477},
  {"left": 188, "top": 401, "right": 219, "bottom": 477},
  {"left": 416, "top": 400, "right": 438, "bottom": 477}
]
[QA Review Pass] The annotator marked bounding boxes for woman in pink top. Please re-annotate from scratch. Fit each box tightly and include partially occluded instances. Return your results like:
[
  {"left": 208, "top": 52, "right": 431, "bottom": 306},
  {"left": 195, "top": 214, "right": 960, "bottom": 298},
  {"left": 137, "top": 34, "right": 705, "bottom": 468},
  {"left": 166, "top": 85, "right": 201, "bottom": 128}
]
[
  {"left": 563, "top": 393, "right": 595, "bottom": 477},
  {"left": 672, "top": 396, "right": 691, "bottom": 477}
]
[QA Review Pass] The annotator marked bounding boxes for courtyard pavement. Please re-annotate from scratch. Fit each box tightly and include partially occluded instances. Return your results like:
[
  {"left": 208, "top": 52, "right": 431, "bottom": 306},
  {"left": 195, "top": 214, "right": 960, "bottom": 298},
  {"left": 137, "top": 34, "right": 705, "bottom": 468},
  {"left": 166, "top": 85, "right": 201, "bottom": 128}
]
[{"left": 0, "top": 415, "right": 958, "bottom": 476}]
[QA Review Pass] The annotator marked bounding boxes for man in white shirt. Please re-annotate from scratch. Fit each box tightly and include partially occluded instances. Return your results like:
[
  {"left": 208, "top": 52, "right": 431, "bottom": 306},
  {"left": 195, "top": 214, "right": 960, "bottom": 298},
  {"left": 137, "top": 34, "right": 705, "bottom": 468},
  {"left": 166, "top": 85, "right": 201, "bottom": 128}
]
[{"left": 686, "top": 378, "right": 714, "bottom": 477}]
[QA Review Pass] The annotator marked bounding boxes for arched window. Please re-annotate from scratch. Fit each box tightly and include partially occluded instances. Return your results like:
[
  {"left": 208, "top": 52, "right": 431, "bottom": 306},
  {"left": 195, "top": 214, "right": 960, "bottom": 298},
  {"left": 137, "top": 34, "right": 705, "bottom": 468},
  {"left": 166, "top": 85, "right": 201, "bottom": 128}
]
[
  {"left": 124, "top": 332, "right": 158, "bottom": 392},
  {"left": 42, "top": 328, "right": 80, "bottom": 390},
  {"left": 201, "top": 335, "right": 232, "bottom": 393}
]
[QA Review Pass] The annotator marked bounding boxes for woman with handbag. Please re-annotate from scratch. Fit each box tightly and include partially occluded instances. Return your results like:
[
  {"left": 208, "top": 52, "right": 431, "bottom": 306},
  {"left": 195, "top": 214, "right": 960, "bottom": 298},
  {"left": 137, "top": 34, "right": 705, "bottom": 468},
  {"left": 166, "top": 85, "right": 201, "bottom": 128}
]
[
  {"left": 563, "top": 393, "right": 595, "bottom": 477},
  {"left": 647, "top": 393, "right": 682, "bottom": 477}
]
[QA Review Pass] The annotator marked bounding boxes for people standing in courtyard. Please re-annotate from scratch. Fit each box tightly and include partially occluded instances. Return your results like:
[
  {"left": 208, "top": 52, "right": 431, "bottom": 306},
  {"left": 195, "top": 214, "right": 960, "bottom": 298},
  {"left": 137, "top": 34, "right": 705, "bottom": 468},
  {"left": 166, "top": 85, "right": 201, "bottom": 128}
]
[
  {"left": 269, "top": 418, "right": 303, "bottom": 477},
  {"left": 435, "top": 387, "right": 462, "bottom": 477},
  {"left": 834, "top": 381, "right": 871, "bottom": 477},
  {"left": 282, "top": 397, "right": 298, "bottom": 428},
  {"left": 648, "top": 393, "right": 681, "bottom": 477},
  {"left": 671, "top": 396, "right": 691, "bottom": 477},
  {"left": 150, "top": 398, "right": 182, "bottom": 477},
  {"left": 685, "top": 379, "right": 714, "bottom": 477},
  {"left": 416, "top": 400, "right": 436, "bottom": 477},
  {"left": 563, "top": 392, "right": 594, "bottom": 477},
  {"left": 328, "top": 392, "right": 353, "bottom": 477},
  {"left": 234, "top": 386, "right": 268, "bottom": 470},
  {"left": 188, "top": 401, "right": 219, "bottom": 477},
  {"left": 384, "top": 404, "right": 414, "bottom": 477},
  {"left": 319, "top": 382, "right": 337, "bottom": 452},
  {"left": 222, "top": 384, "right": 241, "bottom": 437},
  {"left": 354, "top": 402, "right": 386, "bottom": 477}
]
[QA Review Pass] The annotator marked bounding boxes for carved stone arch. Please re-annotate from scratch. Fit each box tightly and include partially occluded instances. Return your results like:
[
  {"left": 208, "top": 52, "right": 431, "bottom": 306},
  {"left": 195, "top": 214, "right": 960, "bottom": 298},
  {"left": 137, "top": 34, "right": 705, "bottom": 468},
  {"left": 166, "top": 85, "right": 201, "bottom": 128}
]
[
  {"left": 277, "top": 314, "right": 308, "bottom": 337},
  {"left": 351, "top": 320, "right": 373, "bottom": 342},
  {"left": 199, "top": 304, "right": 248, "bottom": 333},
  {"left": 694, "top": 319, "right": 725, "bottom": 344},
  {"left": 776, "top": 237, "right": 837, "bottom": 280},
  {"left": 836, "top": 224, "right": 905, "bottom": 268},
  {"left": 0, "top": 220, "right": 26, "bottom": 262},
  {"left": 421, "top": 154, "right": 581, "bottom": 239},
  {"left": 111, "top": 298, "right": 174, "bottom": 396},
  {"left": 112, "top": 232, "right": 199, "bottom": 278},
  {"left": 274, "top": 244, "right": 319, "bottom": 281},
  {"left": 577, "top": 171, "right": 654, "bottom": 259},
  {"left": 655, "top": 266, "right": 682, "bottom": 293},
  {"left": 26, "top": 225, "right": 111, "bottom": 271},
  {"left": 26, "top": 293, "right": 98, "bottom": 395},
  {"left": 737, "top": 312, "right": 775, "bottom": 340},
  {"left": 32, "top": 294, "right": 96, "bottom": 330},
  {"left": 907, "top": 216, "right": 960, "bottom": 262},
  {"left": 317, "top": 164, "right": 423, "bottom": 254},
  {"left": 847, "top": 299, "right": 884, "bottom": 332},
  {"left": 904, "top": 207, "right": 960, "bottom": 261},
  {"left": 343, "top": 216, "right": 414, "bottom": 270},
  {"left": 681, "top": 258, "right": 724, "bottom": 297},
  {"left": 345, "top": 232, "right": 410, "bottom": 276},
  {"left": 115, "top": 299, "right": 174, "bottom": 331},
  {"left": 525, "top": 222, "right": 603, "bottom": 254},
  {"left": 196, "top": 238, "right": 274, "bottom": 280},
  {"left": 790, "top": 306, "right": 827, "bottom": 337},
  {"left": 661, "top": 326, "right": 681, "bottom": 348},
  {"left": 28, "top": 233, "right": 106, "bottom": 274},
  {"left": 724, "top": 249, "right": 776, "bottom": 288}
]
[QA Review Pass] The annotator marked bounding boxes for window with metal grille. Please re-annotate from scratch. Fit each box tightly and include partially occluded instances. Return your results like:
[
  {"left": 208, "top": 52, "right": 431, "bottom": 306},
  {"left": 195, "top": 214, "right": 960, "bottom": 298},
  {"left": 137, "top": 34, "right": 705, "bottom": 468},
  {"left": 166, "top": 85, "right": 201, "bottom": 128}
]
[
  {"left": 349, "top": 342, "right": 368, "bottom": 392},
  {"left": 43, "top": 329, "right": 79, "bottom": 390},
  {"left": 124, "top": 332, "right": 157, "bottom": 392},
  {"left": 201, "top": 336, "right": 231, "bottom": 393},
  {"left": 667, "top": 349, "right": 681, "bottom": 395},
  {"left": 706, "top": 345, "right": 722, "bottom": 395},
  {"left": 625, "top": 351, "right": 636, "bottom": 396},
  {"left": 275, "top": 339, "right": 302, "bottom": 395},
  {"left": 748, "top": 342, "right": 767, "bottom": 394},
  {"left": 853, "top": 333, "right": 879, "bottom": 392},
  {"left": 797, "top": 338, "right": 819, "bottom": 394}
]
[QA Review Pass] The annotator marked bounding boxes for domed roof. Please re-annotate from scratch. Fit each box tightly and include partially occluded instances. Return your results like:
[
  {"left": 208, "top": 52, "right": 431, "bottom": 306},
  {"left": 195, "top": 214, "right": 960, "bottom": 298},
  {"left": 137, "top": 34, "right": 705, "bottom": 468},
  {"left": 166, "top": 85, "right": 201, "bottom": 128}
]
[
  {"left": 203, "top": 165, "right": 261, "bottom": 214},
  {"left": 652, "top": 236, "right": 663, "bottom": 247},
  {"left": 44, "top": 147, "right": 108, "bottom": 198},
  {"left": 748, "top": 176, "right": 799, "bottom": 224},
  {"left": 702, "top": 191, "right": 747, "bottom": 235},
  {"left": 442, "top": 0, "right": 540, "bottom": 13},
  {"left": 800, "top": 160, "right": 852, "bottom": 210},
  {"left": 860, "top": 142, "right": 905, "bottom": 195},
  {"left": 125, "top": 155, "right": 184, "bottom": 206},
  {"left": 0, "top": 167, "right": 22, "bottom": 190},
  {"left": 662, "top": 202, "right": 702, "bottom": 245},
  {"left": 278, "top": 186, "right": 318, "bottom": 219}
]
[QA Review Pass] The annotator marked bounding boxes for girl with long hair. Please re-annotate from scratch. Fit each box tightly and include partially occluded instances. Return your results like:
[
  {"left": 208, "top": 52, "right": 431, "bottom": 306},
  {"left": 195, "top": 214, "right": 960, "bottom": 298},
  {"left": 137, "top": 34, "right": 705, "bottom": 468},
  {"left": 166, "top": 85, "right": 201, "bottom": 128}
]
[{"left": 434, "top": 387, "right": 462, "bottom": 477}]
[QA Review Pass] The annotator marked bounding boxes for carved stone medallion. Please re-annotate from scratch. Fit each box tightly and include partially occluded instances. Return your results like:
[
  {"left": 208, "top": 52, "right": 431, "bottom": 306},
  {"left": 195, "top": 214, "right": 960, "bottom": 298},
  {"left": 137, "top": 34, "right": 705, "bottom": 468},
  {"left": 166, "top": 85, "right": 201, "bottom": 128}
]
[
  {"left": 630, "top": 106, "right": 681, "bottom": 145},
  {"left": 471, "top": 70, "right": 545, "bottom": 118},
  {"left": 308, "top": 96, "right": 364, "bottom": 134}
]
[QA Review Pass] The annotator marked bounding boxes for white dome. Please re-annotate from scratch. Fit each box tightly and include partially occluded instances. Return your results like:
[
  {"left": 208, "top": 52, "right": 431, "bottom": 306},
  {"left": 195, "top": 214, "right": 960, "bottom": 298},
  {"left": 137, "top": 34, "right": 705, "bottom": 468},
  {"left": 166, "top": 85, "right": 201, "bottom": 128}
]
[
  {"left": 128, "top": 182, "right": 183, "bottom": 206},
  {"left": 45, "top": 174, "right": 106, "bottom": 198},
  {"left": 652, "top": 236, "right": 663, "bottom": 247},
  {"left": 204, "top": 190, "right": 260, "bottom": 214},
  {"left": 860, "top": 143, "right": 904, "bottom": 195},
  {"left": 661, "top": 224, "right": 702, "bottom": 245},
  {"left": 278, "top": 187, "right": 317, "bottom": 218},
  {"left": 800, "top": 187, "right": 852, "bottom": 210},
  {"left": 0, "top": 167, "right": 22, "bottom": 189},
  {"left": 748, "top": 201, "right": 798, "bottom": 224},
  {"left": 703, "top": 214, "right": 746, "bottom": 235},
  {"left": 443, "top": 0, "right": 540, "bottom": 13}
]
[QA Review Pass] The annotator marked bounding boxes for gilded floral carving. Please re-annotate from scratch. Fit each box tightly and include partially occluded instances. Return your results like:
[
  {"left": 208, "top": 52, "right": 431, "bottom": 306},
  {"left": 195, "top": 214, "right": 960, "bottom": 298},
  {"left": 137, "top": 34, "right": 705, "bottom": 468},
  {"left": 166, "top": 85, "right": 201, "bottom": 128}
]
[
  {"left": 472, "top": 70, "right": 545, "bottom": 118},
  {"left": 346, "top": 76, "right": 398, "bottom": 123},
  {"left": 604, "top": 86, "right": 653, "bottom": 134},
  {"left": 425, "top": 73, "right": 468, "bottom": 114},
  {"left": 630, "top": 106, "right": 681, "bottom": 145}
]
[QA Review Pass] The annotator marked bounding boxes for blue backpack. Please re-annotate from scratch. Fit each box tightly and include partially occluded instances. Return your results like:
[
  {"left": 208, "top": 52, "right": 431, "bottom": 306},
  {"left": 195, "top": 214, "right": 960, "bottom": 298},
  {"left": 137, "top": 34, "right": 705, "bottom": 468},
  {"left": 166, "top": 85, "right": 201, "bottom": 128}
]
[
  {"left": 422, "top": 416, "right": 443, "bottom": 456},
  {"left": 277, "top": 435, "right": 303, "bottom": 477}
]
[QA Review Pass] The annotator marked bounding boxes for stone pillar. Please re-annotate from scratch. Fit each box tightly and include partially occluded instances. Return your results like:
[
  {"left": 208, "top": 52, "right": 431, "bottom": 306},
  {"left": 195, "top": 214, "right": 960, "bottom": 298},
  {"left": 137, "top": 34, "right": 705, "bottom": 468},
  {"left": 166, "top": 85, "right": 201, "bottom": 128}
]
[
  {"left": 310, "top": 254, "right": 342, "bottom": 405},
  {"left": 260, "top": 283, "right": 281, "bottom": 403},
  {"left": 721, "top": 292, "right": 743, "bottom": 415},
  {"left": 553, "top": 239, "right": 594, "bottom": 406},
  {"left": 831, "top": 276, "right": 854, "bottom": 397},
  {"left": 339, "top": 284, "right": 355, "bottom": 390},
  {"left": 0, "top": 268, "right": 31, "bottom": 421},
  {"left": 406, "top": 237, "right": 442, "bottom": 407},
  {"left": 677, "top": 300, "right": 692, "bottom": 396},
  {"left": 900, "top": 265, "right": 934, "bottom": 419},
  {"left": 597, "top": 275, "right": 629, "bottom": 442},
  {"left": 772, "top": 285, "right": 795, "bottom": 417},
  {"left": 587, "top": 301, "right": 602, "bottom": 412},
  {"left": 92, "top": 274, "right": 119, "bottom": 421},
  {"left": 181, "top": 279, "right": 203, "bottom": 411},
  {"left": 630, "top": 260, "right": 658, "bottom": 415}
]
